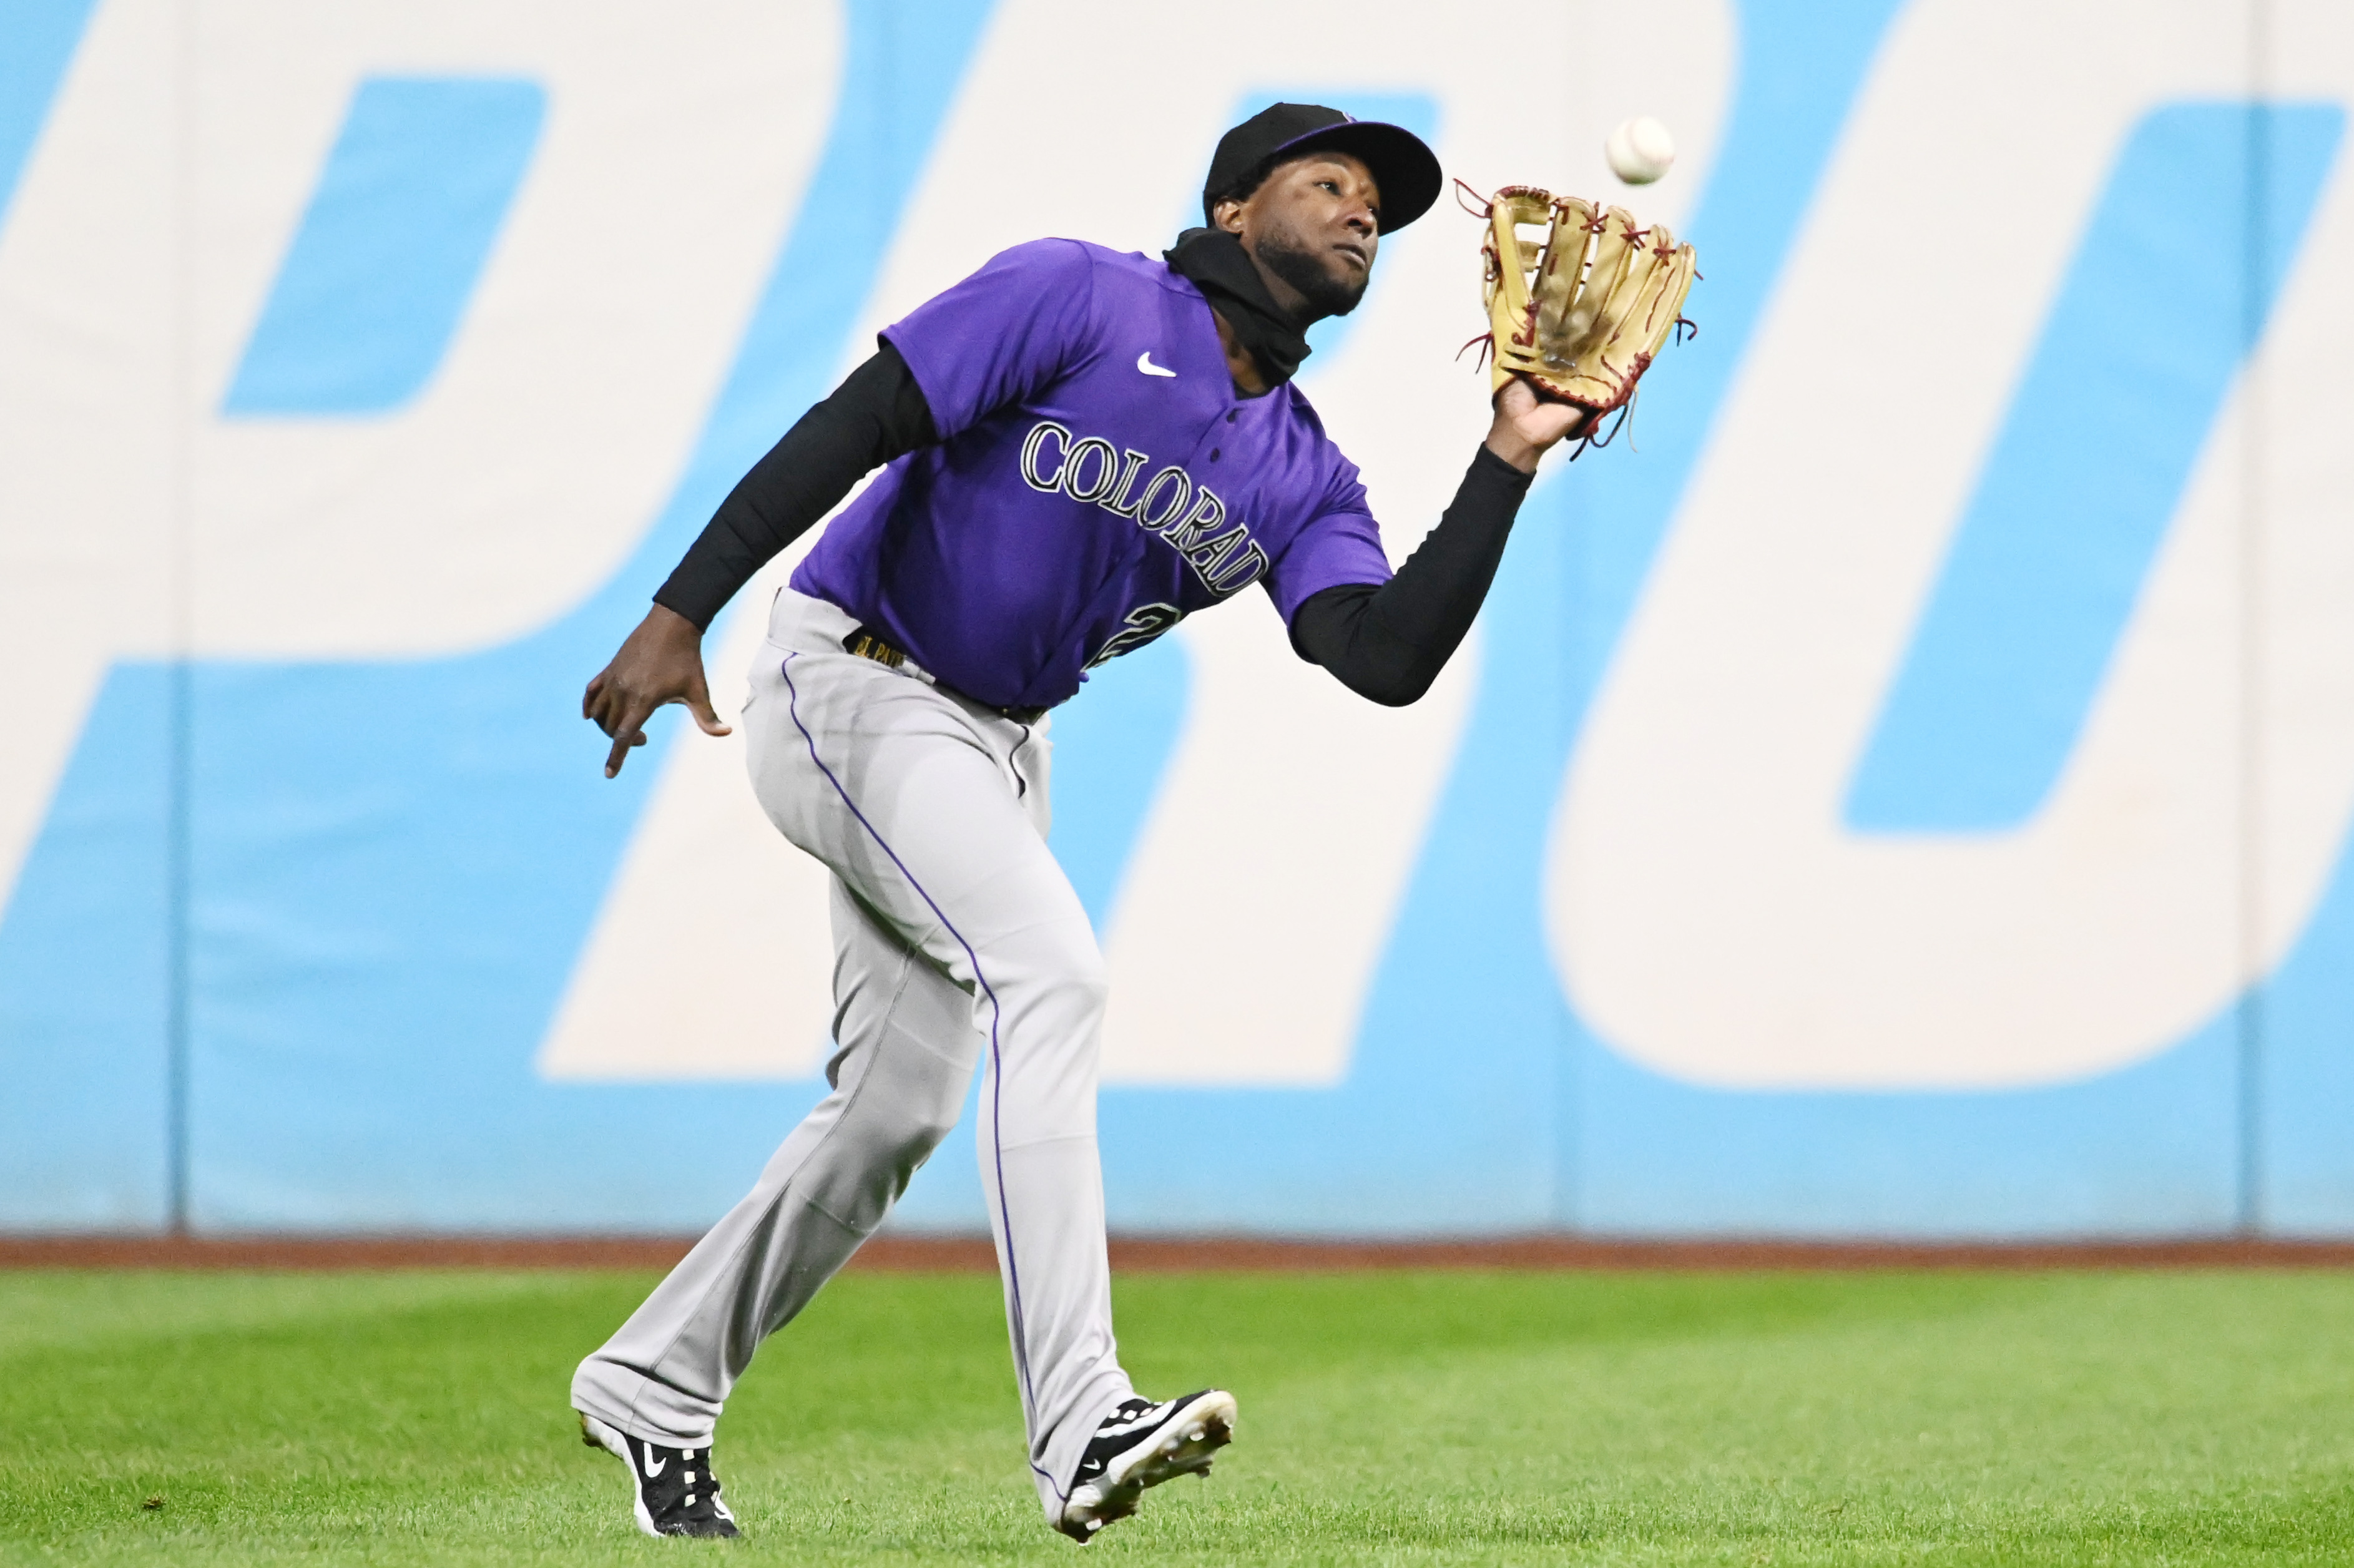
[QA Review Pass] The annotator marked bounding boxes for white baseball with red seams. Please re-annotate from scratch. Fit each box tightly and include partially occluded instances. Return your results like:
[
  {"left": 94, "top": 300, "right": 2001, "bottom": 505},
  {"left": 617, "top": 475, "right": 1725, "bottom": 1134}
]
[{"left": 1606, "top": 115, "right": 1677, "bottom": 184}]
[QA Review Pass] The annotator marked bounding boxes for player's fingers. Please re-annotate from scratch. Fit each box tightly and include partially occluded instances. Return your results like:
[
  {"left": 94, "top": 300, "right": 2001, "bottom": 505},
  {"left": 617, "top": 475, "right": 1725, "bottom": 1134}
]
[
  {"left": 582, "top": 671, "right": 608, "bottom": 720},
  {"left": 584, "top": 678, "right": 640, "bottom": 729},
  {"left": 602, "top": 727, "right": 650, "bottom": 778},
  {"left": 586, "top": 677, "right": 659, "bottom": 739},
  {"left": 585, "top": 682, "right": 632, "bottom": 738},
  {"left": 688, "top": 691, "right": 733, "bottom": 738},
  {"left": 601, "top": 696, "right": 660, "bottom": 777}
]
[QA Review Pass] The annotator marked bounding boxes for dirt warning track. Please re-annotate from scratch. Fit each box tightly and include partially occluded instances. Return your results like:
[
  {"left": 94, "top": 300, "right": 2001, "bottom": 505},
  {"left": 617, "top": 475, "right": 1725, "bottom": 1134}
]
[{"left": 4, "top": 1233, "right": 2352, "bottom": 1272}]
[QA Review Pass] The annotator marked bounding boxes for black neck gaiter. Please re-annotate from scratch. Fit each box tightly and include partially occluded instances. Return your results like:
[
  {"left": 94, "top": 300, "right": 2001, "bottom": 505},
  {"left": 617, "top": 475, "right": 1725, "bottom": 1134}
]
[{"left": 1162, "top": 227, "right": 1312, "bottom": 387}]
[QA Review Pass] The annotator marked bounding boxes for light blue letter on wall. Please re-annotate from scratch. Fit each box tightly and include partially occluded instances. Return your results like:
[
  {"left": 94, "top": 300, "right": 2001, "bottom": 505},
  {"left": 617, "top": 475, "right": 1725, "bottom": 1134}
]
[{"left": 224, "top": 76, "right": 546, "bottom": 416}]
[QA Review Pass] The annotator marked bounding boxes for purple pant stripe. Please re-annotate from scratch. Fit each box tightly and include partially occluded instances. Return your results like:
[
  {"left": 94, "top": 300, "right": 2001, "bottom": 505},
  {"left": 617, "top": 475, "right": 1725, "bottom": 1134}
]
[{"left": 778, "top": 655, "right": 1066, "bottom": 1501}]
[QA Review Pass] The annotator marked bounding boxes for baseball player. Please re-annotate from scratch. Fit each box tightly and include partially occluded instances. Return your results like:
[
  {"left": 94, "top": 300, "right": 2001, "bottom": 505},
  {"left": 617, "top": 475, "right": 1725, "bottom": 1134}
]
[{"left": 571, "top": 103, "right": 1593, "bottom": 1542}]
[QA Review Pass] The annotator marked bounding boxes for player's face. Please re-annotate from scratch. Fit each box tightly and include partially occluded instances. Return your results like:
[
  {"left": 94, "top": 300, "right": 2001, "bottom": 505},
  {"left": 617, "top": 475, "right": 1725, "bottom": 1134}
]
[{"left": 1217, "top": 152, "right": 1382, "bottom": 320}]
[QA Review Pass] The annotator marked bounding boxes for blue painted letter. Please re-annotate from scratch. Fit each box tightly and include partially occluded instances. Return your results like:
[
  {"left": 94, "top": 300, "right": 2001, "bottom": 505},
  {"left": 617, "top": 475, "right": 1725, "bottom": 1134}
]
[
  {"left": 223, "top": 76, "right": 546, "bottom": 416},
  {"left": 1846, "top": 102, "right": 2345, "bottom": 833}
]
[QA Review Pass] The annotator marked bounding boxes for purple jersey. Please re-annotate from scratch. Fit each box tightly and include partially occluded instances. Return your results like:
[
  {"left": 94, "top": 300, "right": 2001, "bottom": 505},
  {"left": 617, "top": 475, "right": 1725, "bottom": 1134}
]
[{"left": 790, "top": 239, "right": 1392, "bottom": 709}]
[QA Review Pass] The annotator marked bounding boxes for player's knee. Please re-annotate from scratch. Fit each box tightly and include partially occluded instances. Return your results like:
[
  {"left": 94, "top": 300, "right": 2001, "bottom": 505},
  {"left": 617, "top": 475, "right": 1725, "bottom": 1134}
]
[
  {"left": 1044, "top": 944, "right": 1110, "bottom": 1023},
  {"left": 900, "top": 1099, "right": 963, "bottom": 1155},
  {"left": 818, "top": 1102, "right": 957, "bottom": 1225},
  {"left": 861, "top": 1061, "right": 971, "bottom": 1160}
]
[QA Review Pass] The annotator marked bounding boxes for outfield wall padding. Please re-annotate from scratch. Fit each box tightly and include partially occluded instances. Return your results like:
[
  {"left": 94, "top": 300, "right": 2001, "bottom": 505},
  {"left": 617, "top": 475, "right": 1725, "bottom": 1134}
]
[{"left": 6, "top": 0, "right": 2354, "bottom": 1238}]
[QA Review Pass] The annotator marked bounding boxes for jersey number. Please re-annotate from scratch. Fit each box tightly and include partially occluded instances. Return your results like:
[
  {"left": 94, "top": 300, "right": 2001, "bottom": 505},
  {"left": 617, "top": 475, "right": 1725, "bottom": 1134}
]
[{"left": 1086, "top": 603, "right": 1184, "bottom": 669}]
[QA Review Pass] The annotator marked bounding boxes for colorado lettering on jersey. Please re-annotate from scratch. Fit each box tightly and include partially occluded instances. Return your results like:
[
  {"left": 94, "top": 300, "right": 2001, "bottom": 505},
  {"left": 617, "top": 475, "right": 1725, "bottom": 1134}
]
[{"left": 1018, "top": 419, "right": 1270, "bottom": 596}]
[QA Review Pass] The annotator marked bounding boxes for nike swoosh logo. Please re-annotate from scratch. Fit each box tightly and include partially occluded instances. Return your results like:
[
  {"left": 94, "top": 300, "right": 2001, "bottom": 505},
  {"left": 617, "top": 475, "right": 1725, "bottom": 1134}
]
[
  {"left": 1135, "top": 351, "right": 1175, "bottom": 378},
  {"left": 639, "top": 1446, "right": 667, "bottom": 1478}
]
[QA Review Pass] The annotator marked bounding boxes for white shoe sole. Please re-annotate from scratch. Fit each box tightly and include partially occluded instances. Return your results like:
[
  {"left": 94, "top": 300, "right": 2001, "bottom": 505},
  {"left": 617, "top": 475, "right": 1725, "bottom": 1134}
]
[
  {"left": 1059, "top": 1389, "right": 1237, "bottom": 1541},
  {"left": 578, "top": 1411, "right": 663, "bottom": 1539}
]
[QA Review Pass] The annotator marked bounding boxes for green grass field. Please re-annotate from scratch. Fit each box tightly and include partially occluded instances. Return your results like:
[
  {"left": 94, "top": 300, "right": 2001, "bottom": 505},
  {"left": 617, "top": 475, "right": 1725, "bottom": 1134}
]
[{"left": 2, "top": 1267, "right": 2350, "bottom": 1565}]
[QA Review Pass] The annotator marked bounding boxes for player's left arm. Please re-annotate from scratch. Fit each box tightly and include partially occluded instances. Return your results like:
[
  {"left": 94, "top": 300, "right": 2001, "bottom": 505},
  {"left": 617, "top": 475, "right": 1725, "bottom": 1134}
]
[{"left": 1290, "top": 377, "right": 1584, "bottom": 706}]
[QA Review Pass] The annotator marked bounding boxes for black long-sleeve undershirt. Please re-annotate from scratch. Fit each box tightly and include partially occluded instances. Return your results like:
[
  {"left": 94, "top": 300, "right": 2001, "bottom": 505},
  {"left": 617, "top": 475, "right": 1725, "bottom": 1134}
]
[
  {"left": 654, "top": 345, "right": 938, "bottom": 630},
  {"left": 1288, "top": 448, "right": 1532, "bottom": 706},
  {"left": 652, "top": 346, "right": 1537, "bottom": 707}
]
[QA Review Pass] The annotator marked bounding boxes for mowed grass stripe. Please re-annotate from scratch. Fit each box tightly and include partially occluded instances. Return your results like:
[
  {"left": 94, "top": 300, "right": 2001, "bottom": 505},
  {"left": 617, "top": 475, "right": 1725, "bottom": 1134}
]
[{"left": 0, "top": 1269, "right": 2348, "bottom": 1564}]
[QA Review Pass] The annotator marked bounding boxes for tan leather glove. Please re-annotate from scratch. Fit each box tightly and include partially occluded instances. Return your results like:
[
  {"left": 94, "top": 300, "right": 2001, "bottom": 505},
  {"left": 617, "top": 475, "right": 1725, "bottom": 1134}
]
[{"left": 1468, "top": 182, "right": 1698, "bottom": 424}]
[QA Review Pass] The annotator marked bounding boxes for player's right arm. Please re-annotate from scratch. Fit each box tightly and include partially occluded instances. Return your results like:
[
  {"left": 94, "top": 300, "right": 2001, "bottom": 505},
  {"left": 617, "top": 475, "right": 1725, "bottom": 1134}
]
[
  {"left": 582, "top": 345, "right": 938, "bottom": 777},
  {"left": 585, "top": 240, "right": 1093, "bottom": 777}
]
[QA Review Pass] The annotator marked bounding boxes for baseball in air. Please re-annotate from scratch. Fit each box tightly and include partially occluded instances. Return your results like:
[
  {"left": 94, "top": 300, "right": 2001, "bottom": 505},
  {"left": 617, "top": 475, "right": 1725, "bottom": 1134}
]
[{"left": 1605, "top": 115, "right": 1676, "bottom": 185}]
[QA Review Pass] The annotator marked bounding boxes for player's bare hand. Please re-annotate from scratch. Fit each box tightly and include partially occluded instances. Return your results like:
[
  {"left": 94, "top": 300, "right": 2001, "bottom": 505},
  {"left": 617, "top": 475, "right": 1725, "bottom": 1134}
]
[
  {"left": 582, "top": 604, "right": 732, "bottom": 779},
  {"left": 1483, "top": 375, "right": 1592, "bottom": 473}
]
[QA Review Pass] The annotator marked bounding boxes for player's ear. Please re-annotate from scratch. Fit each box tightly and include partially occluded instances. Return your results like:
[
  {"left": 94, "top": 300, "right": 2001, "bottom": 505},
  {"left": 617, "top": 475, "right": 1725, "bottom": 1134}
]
[{"left": 1211, "top": 196, "right": 1247, "bottom": 234}]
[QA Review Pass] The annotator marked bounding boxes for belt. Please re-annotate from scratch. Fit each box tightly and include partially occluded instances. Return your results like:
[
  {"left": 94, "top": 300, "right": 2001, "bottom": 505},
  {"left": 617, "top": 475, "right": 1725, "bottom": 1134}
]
[{"left": 842, "top": 627, "right": 1049, "bottom": 725}]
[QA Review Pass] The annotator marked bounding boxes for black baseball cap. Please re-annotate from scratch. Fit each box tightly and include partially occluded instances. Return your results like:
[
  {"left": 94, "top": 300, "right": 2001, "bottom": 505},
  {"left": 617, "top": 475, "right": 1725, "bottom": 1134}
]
[{"left": 1202, "top": 102, "right": 1443, "bottom": 232}]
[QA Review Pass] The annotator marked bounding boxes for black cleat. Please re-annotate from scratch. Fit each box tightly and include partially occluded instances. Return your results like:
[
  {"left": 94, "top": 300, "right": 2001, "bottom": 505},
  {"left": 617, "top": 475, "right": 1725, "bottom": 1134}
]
[
  {"left": 1056, "top": 1389, "right": 1236, "bottom": 1543},
  {"left": 578, "top": 1411, "right": 741, "bottom": 1538}
]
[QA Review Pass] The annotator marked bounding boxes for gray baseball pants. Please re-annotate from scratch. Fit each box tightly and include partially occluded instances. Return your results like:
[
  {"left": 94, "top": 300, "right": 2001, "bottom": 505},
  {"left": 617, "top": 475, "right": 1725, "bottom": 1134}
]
[{"left": 571, "top": 587, "right": 1134, "bottom": 1520}]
